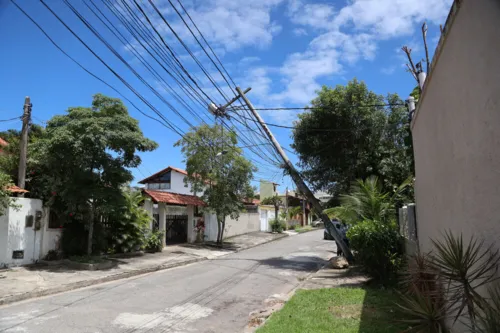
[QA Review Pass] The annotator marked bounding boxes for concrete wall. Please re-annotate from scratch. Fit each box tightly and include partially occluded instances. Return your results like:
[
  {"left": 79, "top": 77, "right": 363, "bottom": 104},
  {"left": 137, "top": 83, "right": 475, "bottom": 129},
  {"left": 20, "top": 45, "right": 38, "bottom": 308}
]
[
  {"left": 223, "top": 212, "right": 260, "bottom": 238},
  {"left": 0, "top": 198, "right": 60, "bottom": 267},
  {"left": 411, "top": 0, "right": 500, "bottom": 254},
  {"left": 40, "top": 208, "right": 62, "bottom": 258}
]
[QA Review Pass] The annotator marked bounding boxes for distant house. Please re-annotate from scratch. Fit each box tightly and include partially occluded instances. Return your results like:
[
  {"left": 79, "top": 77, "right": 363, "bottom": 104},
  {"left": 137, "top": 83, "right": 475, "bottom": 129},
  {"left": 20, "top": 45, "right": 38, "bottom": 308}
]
[
  {"left": 138, "top": 166, "right": 261, "bottom": 246},
  {"left": 411, "top": 1, "right": 500, "bottom": 262}
]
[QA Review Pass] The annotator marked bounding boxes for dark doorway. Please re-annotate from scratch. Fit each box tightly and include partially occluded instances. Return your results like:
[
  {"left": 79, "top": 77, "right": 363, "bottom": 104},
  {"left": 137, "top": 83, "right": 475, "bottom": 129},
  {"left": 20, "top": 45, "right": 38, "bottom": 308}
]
[{"left": 165, "top": 215, "right": 188, "bottom": 244}]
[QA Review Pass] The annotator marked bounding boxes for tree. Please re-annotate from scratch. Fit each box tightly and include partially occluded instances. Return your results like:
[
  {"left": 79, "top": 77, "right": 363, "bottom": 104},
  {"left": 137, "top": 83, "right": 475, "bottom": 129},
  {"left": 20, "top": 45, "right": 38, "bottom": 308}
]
[
  {"left": 0, "top": 124, "right": 44, "bottom": 188},
  {"left": 108, "top": 189, "right": 151, "bottom": 253},
  {"left": 0, "top": 171, "right": 14, "bottom": 215},
  {"left": 261, "top": 194, "right": 282, "bottom": 221},
  {"left": 292, "top": 79, "right": 414, "bottom": 197},
  {"left": 31, "top": 94, "right": 157, "bottom": 255},
  {"left": 175, "top": 124, "right": 255, "bottom": 245},
  {"left": 324, "top": 175, "right": 412, "bottom": 225}
]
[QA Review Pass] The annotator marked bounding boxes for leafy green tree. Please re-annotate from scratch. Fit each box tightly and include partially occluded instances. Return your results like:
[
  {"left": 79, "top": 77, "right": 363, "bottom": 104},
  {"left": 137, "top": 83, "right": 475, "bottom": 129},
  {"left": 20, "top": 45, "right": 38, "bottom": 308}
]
[
  {"left": 0, "top": 124, "right": 45, "bottom": 188},
  {"left": 0, "top": 171, "right": 14, "bottom": 215},
  {"left": 108, "top": 190, "right": 151, "bottom": 253},
  {"left": 261, "top": 194, "right": 282, "bottom": 221},
  {"left": 31, "top": 94, "right": 157, "bottom": 255},
  {"left": 324, "top": 175, "right": 412, "bottom": 225},
  {"left": 175, "top": 124, "right": 255, "bottom": 245},
  {"left": 292, "top": 79, "right": 414, "bottom": 198}
]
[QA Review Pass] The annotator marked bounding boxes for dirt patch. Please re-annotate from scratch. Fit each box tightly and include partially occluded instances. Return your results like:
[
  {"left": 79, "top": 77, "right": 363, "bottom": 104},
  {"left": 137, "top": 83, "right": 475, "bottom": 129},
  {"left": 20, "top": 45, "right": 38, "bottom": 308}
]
[{"left": 329, "top": 304, "right": 377, "bottom": 319}]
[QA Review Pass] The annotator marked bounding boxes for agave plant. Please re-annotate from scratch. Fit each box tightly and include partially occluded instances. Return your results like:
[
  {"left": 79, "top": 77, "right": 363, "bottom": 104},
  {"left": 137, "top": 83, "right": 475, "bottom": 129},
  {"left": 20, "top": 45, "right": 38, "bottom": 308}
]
[
  {"left": 475, "top": 283, "right": 500, "bottom": 333},
  {"left": 431, "top": 231, "right": 500, "bottom": 328},
  {"left": 397, "top": 252, "right": 449, "bottom": 333},
  {"left": 397, "top": 232, "right": 500, "bottom": 332},
  {"left": 324, "top": 175, "right": 412, "bottom": 225}
]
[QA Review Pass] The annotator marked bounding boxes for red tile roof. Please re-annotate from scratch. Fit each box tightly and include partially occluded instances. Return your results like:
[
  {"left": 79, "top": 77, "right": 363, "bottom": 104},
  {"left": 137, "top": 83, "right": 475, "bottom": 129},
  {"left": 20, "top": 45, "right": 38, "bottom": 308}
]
[
  {"left": 6, "top": 185, "right": 29, "bottom": 193},
  {"left": 143, "top": 189, "right": 206, "bottom": 206},
  {"left": 138, "top": 166, "right": 187, "bottom": 184},
  {"left": 0, "top": 137, "right": 7, "bottom": 147}
]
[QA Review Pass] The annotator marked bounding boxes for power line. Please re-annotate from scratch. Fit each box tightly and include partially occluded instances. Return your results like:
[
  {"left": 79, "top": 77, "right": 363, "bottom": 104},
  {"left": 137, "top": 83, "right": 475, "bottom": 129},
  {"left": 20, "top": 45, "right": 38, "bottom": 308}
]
[
  {"left": 230, "top": 103, "right": 406, "bottom": 111},
  {"left": 0, "top": 117, "right": 21, "bottom": 122},
  {"left": 232, "top": 113, "right": 385, "bottom": 132}
]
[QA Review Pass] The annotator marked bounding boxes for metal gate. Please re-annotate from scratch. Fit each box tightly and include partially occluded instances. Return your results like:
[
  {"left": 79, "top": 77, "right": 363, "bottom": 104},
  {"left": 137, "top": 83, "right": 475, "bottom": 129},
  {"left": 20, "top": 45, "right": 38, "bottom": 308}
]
[{"left": 165, "top": 215, "right": 188, "bottom": 244}]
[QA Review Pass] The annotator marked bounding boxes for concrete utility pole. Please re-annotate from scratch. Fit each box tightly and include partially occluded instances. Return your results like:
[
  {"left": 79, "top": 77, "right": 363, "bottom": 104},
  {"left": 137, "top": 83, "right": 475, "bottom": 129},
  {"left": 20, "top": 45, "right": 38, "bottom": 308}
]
[
  {"left": 18, "top": 96, "right": 32, "bottom": 195},
  {"left": 234, "top": 87, "right": 354, "bottom": 262},
  {"left": 285, "top": 186, "right": 288, "bottom": 228}
]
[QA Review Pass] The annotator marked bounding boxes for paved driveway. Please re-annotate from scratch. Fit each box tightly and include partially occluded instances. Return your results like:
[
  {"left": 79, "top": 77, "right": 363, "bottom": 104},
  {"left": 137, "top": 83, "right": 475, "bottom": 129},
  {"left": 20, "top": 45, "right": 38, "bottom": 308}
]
[{"left": 0, "top": 230, "right": 335, "bottom": 333}]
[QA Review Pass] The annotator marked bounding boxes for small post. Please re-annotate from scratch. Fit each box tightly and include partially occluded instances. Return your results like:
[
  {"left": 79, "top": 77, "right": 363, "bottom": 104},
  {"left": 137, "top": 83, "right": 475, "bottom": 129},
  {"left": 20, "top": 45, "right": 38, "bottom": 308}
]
[{"left": 18, "top": 96, "right": 32, "bottom": 195}]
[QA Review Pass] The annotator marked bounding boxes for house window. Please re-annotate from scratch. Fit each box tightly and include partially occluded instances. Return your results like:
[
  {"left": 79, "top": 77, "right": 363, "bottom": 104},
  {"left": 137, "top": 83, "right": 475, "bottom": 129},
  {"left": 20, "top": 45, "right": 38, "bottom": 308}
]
[
  {"left": 48, "top": 210, "right": 62, "bottom": 229},
  {"left": 148, "top": 183, "right": 170, "bottom": 190}
]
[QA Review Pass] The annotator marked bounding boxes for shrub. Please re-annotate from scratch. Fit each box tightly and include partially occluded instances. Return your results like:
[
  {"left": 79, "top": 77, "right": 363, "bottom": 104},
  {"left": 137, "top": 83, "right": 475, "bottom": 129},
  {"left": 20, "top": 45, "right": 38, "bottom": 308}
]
[
  {"left": 347, "top": 220, "right": 404, "bottom": 283},
  {"left": 145, "top": 230, "right": 164, "bottom": 253},
  {"left": 269, "top": 218, "right": 285, "bottom": 233}
]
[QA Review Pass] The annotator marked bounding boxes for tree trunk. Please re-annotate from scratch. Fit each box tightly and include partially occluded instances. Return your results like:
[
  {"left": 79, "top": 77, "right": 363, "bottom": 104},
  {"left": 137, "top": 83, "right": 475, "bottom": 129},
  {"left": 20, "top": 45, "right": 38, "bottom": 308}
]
[
  {"left": 216, "top": 215, "right": 222, "bottom": 246},
  {"left": 219, "top": 217, "right": 225, "bottom": 247},
  {"left": 274, "top": 205, "right": 279, "bottom": 221},
  {"left": 87, "top": 201, "right": 95, "bottom": 255}
]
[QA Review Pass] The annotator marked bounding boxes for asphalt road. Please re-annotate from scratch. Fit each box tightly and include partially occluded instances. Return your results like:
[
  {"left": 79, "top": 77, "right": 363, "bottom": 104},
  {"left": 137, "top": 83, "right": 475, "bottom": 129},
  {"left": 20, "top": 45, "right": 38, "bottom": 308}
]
[{"left": 0, "top": 230, "right": 335, "bottom": 333}]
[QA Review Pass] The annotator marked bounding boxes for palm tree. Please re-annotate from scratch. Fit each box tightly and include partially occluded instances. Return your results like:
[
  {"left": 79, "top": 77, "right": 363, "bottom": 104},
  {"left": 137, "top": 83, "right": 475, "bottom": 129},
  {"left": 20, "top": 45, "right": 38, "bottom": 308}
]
[{"left": 324, "top": 175, "right": 412, "bottom": 225}]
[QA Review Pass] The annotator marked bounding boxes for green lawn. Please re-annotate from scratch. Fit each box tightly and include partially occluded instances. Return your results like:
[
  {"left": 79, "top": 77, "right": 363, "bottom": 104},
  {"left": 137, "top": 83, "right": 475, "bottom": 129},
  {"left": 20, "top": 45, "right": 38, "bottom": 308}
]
[
  {"left": 256, "top": 288, "right": 408, "bottom": 333},
  {"left": 294, "top": 225, "right": 315, "bottom": 233}
]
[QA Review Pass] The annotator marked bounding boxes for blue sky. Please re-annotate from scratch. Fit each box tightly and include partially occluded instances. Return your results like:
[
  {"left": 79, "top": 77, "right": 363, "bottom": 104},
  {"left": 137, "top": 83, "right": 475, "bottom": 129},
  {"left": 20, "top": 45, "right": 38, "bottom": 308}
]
[{"left": 0, "top": 0, "right": 452, "bottom": 193}]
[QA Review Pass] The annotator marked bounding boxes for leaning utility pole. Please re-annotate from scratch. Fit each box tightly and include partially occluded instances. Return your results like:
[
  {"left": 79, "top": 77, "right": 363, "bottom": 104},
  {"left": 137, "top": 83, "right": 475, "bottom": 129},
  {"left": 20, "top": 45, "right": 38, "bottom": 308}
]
[
  {"left": 18, "top": 96, "right": 32, "bottom": 195},
  {"left": 234, "top": 87, "right": 354, "bottom": 262}
]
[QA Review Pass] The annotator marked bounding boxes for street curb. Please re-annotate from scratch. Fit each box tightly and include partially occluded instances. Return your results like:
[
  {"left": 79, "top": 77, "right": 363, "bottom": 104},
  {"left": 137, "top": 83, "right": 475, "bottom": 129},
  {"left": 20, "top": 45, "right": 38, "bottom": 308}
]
[
  {"left": 0, "top": 258, "right": 203, "bottom": 307},
  {"left": 0, "top": 233, "right": 290, "bottom": 307}
]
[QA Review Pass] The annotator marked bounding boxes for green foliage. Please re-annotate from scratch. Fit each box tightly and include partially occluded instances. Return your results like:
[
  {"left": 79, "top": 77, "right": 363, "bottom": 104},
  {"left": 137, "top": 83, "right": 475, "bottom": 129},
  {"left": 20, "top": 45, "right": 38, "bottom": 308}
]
[
  {"left": 108, "top": 190, "right": 151, "bottom": 253},
  {"left": 431, "top": 231, "right": 500, "bottom": 328},
  {"left": 69, "top": 255, "right": 106, "bottom": 264},
  {"left": 145, "top": 230, "right": 164, "bottom": 253},
  {"left": 0, "top": 124, "right": 45, "bottom": 187},
  {"left": 175, "top": 124, "right": 255, "bottom": 244},
  {"left": 30, "top": 94, "right": 157, "bottom": 255},
  {"left": 269, "top": 218, "right": 285, "bottom": 233},
  {"left": 397, "top": 232, "right": 500, "bottom": 332},
  {"left": 292, "top": 79, "right": 414, "bottom": 197},
  {"left": 0, "top": 171, "right": 14, "bottom": 215},
  {"left": 324, "top": 175, "right": 412, "bottom": 225},
  {"left": 347, "top": 220, "right": 404, "bottom": 283},
  {"left": 257, "top": 287, "right": 408, "bottom": 333}
]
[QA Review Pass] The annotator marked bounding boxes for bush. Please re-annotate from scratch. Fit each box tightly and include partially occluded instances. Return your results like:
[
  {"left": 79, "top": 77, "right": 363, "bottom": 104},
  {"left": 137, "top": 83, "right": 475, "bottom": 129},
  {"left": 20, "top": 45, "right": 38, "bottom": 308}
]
[
  {"left": 347, "top": 220, "right": 404, "bottom": 284},
  {"left": 269, "top": 219, "right": 286, "bottom": 233},
  {"left": 145, "top": 230, "right": 164, "bottom": 253}
]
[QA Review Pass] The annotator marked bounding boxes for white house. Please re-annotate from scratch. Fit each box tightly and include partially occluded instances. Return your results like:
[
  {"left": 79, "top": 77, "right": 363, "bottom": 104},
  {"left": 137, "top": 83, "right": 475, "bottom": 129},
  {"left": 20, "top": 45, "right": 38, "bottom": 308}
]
[{"left": 139, "top": 166, "right": 261, "bottom": 246}]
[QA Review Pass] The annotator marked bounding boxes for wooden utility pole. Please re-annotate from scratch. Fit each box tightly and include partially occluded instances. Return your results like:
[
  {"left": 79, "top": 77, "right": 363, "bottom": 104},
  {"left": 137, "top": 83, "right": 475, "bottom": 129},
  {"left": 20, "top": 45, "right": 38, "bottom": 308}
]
[
  {"left": 18, "top": 96, "right": 32, "bottom": 195},
  {"left": 235, "top": 87, "right": 354, "bottom": 262}
]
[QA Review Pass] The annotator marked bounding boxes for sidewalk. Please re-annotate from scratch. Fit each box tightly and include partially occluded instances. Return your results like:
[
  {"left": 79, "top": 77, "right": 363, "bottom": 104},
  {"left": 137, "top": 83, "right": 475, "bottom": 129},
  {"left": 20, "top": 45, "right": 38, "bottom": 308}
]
[{"left": 0, "top": 232, "right": 287, "bottom": 306}]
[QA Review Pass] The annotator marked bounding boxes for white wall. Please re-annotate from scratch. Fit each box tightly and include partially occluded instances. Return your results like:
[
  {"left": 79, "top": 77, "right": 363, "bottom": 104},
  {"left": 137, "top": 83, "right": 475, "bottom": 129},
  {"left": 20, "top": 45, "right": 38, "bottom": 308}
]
[
  {"left": 1, "top": 200, "right": 61, "bottom": 268},
  {"left": 169, "top": 171, "right": 193, "bottom": 195},
  {"left": 223, "top": 212, "right": 260, "bottom": 238},
  {"left": 40, "top": 208, "right": 62, "bottom": 258}
]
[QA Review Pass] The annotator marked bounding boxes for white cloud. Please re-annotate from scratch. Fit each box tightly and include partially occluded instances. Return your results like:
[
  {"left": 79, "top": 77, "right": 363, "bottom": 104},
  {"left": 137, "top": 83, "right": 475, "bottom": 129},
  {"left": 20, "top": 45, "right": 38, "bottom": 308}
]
[
  {"left": 333, "top": 0, "right": 452, "bottom": 38},
  {"left": 253, "top": 0, "right": 453, "bottom": 107},
  {"left": 292, "top": 28, "right": 308, "bottom": 37},
  {"left": 287, "top": 0, "right": 336, "bottom": 29},
  {"left": 381, "top": 66, "right": 396, "bottom": 75},
  {"left": 268, "top": 31, "right": 377, "bottom": 104},
  {"left": 169, "top": 0, "right": 285, "bottom": 51}
]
